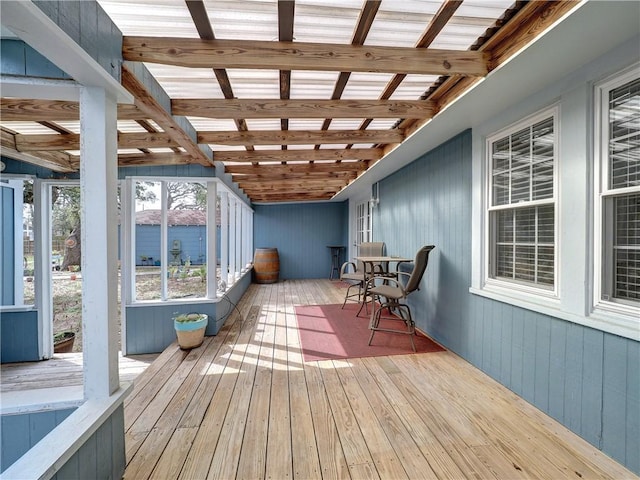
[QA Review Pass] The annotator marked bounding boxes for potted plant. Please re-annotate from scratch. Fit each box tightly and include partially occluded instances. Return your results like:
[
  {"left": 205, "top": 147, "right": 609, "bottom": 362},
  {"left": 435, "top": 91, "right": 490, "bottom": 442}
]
[
  {"left": 54, "top": 330, "right": 76, "bottom": 353},
  {"left": 173, "top": 313, "right": 208, "bottom": 350}
]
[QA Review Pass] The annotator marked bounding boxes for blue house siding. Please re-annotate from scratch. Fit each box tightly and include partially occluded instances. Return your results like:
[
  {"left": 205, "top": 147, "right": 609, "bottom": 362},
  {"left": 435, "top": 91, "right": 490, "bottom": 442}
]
[
  {"left": 374, "top": 129, "right": 639, "bottom": 474},
  {"left": 124, "top": 271, "right": 251, "bottom": 354},
  {"left": 1, "top": 408, "right": 75, "bottom": 473},
  {"left": 51, "top": 405, "right": 126, "bottom": 480},
  {"left": 1, "top": 310, "right": 40, "bottom": 363},
  {"left": 253, "top": 202, "right": 348, "bottom": 280},
  {"left": 0, "top": 39, "right": 70, "bottom": 79}
]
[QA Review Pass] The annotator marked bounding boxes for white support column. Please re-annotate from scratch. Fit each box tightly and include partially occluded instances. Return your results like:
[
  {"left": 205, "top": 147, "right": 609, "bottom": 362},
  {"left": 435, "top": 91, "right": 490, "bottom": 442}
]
[
  {"left": 235, "top": 203, "right": 242, "bottom": 278},
  {"left": 229, "top": 198, "right": 237, "bottom": 282},
  {"left": 241, "top": 206, "right": 248, "bottom": 271},
  {"left": 220, "top": 192, "right": 229, "bottom": 289},
  {"left": 206, "top": 181, "right": 217, "bottom": 298},
  {"left": 120, "top": 178, "right": 134, "bottom": 354},
  {"left": 160, "top": 181, "right": 168, "bottom": 300},
  {"left": 34, "top": 179, "right": 51, "bottom": 358},
  {"left": 79, "top": 86, "right": 119, "bottom": 398}
]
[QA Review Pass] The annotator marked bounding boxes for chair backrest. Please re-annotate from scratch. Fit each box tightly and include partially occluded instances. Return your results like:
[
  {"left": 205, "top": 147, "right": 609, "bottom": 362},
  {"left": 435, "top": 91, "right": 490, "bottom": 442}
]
[
  {"left": 357, "top": 242, "right": 385, "bottom": 273},
  {"left": 404, "top": 245, "right": 435, "bottom": 294}
]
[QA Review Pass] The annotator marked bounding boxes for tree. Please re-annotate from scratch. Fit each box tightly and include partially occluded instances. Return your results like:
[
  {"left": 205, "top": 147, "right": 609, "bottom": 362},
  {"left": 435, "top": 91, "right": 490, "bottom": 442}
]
[{"left": 166, "top": 182, "right": 206, "bottom": 210}]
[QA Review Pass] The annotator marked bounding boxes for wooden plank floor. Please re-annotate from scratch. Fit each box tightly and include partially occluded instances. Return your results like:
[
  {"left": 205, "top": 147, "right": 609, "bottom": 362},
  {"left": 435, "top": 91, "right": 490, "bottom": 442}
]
[
  {"left": 0, "top": 352, "right": 159, "bottom": 393},
  {"left": 123, "top": 279, "right": 636, "bottom": 480}
]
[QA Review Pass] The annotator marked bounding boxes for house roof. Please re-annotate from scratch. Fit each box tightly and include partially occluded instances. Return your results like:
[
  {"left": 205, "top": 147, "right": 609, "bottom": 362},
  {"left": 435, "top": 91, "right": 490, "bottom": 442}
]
[
  {"left": 136, "top": 208, "right": 206, "bottom": 226},
  {"left": 1, "top": 1, "right": 579, "bottom": 203}
]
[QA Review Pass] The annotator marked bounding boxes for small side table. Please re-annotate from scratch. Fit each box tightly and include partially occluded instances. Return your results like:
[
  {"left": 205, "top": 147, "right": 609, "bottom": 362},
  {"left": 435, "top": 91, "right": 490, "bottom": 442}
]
[{"left": 327, "top": 245, "right": 345, "bottom": 280}]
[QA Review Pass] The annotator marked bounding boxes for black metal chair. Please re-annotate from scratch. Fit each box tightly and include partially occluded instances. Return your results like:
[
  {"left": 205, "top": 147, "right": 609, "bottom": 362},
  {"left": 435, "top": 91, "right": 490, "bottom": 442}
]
[
  {"left": 366, "top": 245, "right": 435, "bottom": 351},
  {"left": 340, "top": 242, "right": 385, "bottom": 309}
]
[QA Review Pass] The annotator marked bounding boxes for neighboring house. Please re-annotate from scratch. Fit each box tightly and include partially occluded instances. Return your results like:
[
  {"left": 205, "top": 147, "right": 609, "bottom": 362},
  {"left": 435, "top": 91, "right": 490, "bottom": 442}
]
[
  {"left": 0, "top": 1, "right": 638, "bottom": 479},
  {"left": 134, "top": 209, "right": 210, "bottom": 265}
]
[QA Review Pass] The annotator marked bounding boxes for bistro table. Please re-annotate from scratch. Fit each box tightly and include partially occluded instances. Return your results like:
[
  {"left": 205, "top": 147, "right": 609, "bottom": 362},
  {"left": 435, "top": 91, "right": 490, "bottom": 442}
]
[{"left": 354, "top": 255, "right": 412, "bottom": 316}]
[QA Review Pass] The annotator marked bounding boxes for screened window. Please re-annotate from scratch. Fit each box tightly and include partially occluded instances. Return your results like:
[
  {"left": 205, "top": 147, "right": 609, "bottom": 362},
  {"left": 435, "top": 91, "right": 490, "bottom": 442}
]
[
  {"left": 487, "top": 110, "right": 557, "bottom": 290},
  {"left": 599, "top": 74, "right": 640, "bottom": 306}
]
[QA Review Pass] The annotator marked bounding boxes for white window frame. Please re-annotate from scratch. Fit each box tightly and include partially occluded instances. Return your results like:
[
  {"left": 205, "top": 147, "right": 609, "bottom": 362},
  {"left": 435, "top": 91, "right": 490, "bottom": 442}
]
[
  {"left": 592, "top": 64, "right": 640, "bottom": 326},
  {"left": 483, "top": 106, "right": 560, "bottom": 302},
  {"left": 123, "top": 176, "right": 252, "bottom": 306}
]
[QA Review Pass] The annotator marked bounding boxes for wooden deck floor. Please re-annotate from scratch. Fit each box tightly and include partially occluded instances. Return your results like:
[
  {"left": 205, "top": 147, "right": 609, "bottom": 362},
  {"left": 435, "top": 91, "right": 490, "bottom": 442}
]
[
  {"left": 123, "top": 279, "right": 635, "bottom": 480},
  {"left": 1, "top": 352, "right": 158, "bottom": 393}
]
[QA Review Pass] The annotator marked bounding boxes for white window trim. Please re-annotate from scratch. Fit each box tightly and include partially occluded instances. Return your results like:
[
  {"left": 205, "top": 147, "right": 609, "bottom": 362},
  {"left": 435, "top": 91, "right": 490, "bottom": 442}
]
[
  {"left": 482, "top": 106, "right": 560, "bottom": 300},
  {"left": 124, "top": 176, "right": 252, "bottom": 306},
  {"left": 592, "top": 64, "right": 640, "bottom": 332}
]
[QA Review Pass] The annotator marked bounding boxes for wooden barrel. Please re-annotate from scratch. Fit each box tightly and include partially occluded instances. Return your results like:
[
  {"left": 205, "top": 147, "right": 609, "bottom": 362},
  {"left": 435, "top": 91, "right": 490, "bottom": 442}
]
[{"left": 253, "top": 247, "right": 280, "bottom": 284}]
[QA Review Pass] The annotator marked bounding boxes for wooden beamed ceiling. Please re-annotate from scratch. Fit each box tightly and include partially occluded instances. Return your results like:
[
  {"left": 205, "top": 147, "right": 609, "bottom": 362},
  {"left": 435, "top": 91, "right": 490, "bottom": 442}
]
[{"left": 0, "top": 0, "right": 579, "bottom": 203}]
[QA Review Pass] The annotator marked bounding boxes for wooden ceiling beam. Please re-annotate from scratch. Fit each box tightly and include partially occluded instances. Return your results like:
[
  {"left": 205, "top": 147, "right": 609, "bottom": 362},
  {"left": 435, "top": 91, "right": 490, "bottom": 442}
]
[
  {"left": 1, "top": 98, "right": 143, "bottom": 121},
  {"left": 215, "top": 148, "right": 381, "bottom": 163},
  {"left": 232, "top": 172, "right": 357, "bottom": 183},
  {"left": 123, "top": 37, "right": 489, "bottom": 76},
  {"left": 1, "top": 128, "right": 76, "bottom": 172},
  {"left": 116, "top": 152, "right": 193, "bottom": 167},
  {"left": 13, "top": 131, "right": 179, "bottom": 151},
  {"left": 120, "top": 64, "right": 213, "bottom": 167},
  {"left": 172, "top": 99, "right": 434, "bottom": 119},
  {"left": 198, "top": 129, "right": 403, "bottom": 146},
  {"left": 225, "top": 161, "right": 366, "bottom": 175},
  {"left": 250, "top": 193, "right": 334, "bottom": 202}
]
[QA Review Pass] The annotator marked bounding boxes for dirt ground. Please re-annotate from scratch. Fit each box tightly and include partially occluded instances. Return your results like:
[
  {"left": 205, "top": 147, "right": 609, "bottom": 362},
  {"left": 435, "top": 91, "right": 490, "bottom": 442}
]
[{"left": 23, "top": 270, "right": 207, "bottom": 353}]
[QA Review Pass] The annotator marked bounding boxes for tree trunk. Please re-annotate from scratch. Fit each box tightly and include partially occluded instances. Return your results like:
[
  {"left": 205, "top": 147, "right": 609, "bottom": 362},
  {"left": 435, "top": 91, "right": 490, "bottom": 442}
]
[{"left": 61, "top": 225, "right": 81, "bottom": 271}]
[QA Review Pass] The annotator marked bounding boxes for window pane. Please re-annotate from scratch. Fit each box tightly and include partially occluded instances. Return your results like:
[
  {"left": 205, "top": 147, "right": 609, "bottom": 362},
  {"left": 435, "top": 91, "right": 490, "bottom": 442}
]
[
  {"left": 515, "top": 207, "right": 535, "bottom": 243},
  {"left": 514, "top": 245, "right": 535, "bottom": 282},
  {"left": 510, "top": 127, "right": 531, "bottom": 170},
  {"left": 511, "top": 167, "right": 531, "bottom": 204},
  {"left": 496, "top": 244, "right": 513, "bottom": 279},
  {"left": 492, "top": 137, "right": 510, "bottom": 172},
  {"left": 492, "top": 171, "right": 509, "bottom": 206},
  {"left": 167, "top": 181, "right": 207, "bottom": 300},
  {"left": 497, "top": 210, "right": 513, "bottom": 243},
  {"left": 613, "top": 193, "right": 640, "bottom": 302},
  {"left": 538, "top": 246, "right": 555, "bottom": 286},
  {"left": 135, "top": 181, "right": 161, "bottom": 301},
  {"left": 609, "top": 77, "right": 640, "bottom": 189},
  {"left": 532, "top": 159, "right": 554, "bottom": 200},
  {"left": 491, "top": 205, "right": 555, "bottom": 288}
]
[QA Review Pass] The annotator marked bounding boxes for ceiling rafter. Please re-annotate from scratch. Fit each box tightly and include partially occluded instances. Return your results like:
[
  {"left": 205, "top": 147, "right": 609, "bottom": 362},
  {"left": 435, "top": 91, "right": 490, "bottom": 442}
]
[
  {"left": 120, "top": 64, "right": 213, "bottom": 167},
  {"left": 185, "top": 0, "right": 255, "bottom": 156},
  {"left": 316, "top": 0, "right": 381, "bottom": 151}
]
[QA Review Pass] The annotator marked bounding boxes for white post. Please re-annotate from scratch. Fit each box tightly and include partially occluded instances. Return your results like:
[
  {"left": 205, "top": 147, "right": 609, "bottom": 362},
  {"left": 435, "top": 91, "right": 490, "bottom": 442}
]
[
  {"left": 206, "top": 181, "right": 217, "bottom": 298},
  {"left": 229, "top": 198, "right": 237, "bottom": 282},
  {"left": 220, "top": 192, "right": 229, "bottom": 289},
  {"left": 160, "top": 181, "right": 168, "bottom": 300},
  {"left": 79, "top": 86, "right": 119, "bottom": 398}
]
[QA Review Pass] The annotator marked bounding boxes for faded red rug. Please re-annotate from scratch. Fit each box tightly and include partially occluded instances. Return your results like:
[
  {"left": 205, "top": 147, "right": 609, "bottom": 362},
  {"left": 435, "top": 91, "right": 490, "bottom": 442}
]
[{"left": 294, "top": 303, "right": 445, "bottom": 362}]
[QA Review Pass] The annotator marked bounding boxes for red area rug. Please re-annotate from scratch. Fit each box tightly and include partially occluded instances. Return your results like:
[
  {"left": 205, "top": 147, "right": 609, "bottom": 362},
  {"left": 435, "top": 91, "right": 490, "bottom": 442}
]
[{"left": 294, "top": 303, "right": 445, "bottom": 362}]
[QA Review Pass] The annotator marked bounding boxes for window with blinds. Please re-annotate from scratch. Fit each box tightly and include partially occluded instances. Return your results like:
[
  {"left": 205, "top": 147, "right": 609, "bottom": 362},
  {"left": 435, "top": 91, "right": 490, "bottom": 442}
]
[
  {"left": 601, "top": 75, "right": 640, "bottom": 305},
  {"left": 487, "top": 109, "right": 556, "bottom": 290}
]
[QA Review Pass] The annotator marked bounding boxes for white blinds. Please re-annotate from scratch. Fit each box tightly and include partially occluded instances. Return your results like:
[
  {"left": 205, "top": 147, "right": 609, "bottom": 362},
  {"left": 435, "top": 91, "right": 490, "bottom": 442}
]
[{"left": 609, "top": 77, "right": 640, "bottom": 190}]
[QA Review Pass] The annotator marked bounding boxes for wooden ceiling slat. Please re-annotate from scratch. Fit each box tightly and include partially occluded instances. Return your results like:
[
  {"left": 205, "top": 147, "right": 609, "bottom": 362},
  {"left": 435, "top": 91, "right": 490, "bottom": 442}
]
[
  {"left": 116, "top": 151, "right": 193, "bottom": 167},
  {"left": 199, "top": 129, "right": 402, "bottom": 146},
  {"left": 215, "top": 148, "right": 382, "bottom": 163},
  {"left": 225, "top": 162, "right": 366, "bottom": 175},
  {"left": 0, "top": 98, "right": 144, "bottom": 121},
  {"left": 172, "top": 99, "right": 434, "bottom": 119},
  {"left": 122, "top": 37, "right": 489, "bottom": 76}
]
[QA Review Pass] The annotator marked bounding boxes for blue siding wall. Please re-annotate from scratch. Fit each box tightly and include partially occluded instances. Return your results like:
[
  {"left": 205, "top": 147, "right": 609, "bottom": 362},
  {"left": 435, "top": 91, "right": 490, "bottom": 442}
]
[
  {"left": 1, "top": 408, "right": 75, "bottom": 472},
  {"left": 375, "top": 129, "right": 639, "bottom": 474},
  {"left": 253, "top": 202, "right": 348, "bottom": 280},
  {"left": 32, "top": 0, "right": 122, "bottom": 81},
  {"left": 124, "top": 271, "right": 251, "bottom": 354},
  {"left": 1, "top": 39, "right": 70, "bottom": 79},
  {"left": 1, "top": 311, "right": 40, "bottom": 363},
  {"left": 51, "top": 405, "right": 126, "bottom": 480}
]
